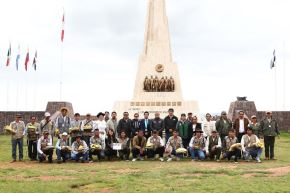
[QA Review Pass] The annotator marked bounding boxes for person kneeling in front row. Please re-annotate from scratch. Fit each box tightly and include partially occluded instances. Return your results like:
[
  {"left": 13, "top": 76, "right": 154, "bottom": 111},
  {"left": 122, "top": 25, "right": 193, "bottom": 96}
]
[
  {"left": 241, "top": 128, "right": 262, "bottom": 163},
  {"left": 89, "top": 129, "right": 105, "bottom": 162},
  {"left": 37, "top": 131, "right": 53, "bottom": 163},
  {"left": 132, "top": 130, "right": 146, "bottom": 161},
  {"left": 205, "top": 130, "right": 222, "bottom": 161},
  {"left": 189, "top": 129, "right": 206, "bottom": 161},
  {"left": 146, "top": 130, "right": 165, "bottom": 162},
  {"left": 165, "top": 130, "right": 184, "bottom": 162},
  {"left": 55, "top": 132, "right": 71, "bottom": 164},
  {"left": 71, "top": 135, "right": 89, "bottom": 163}
]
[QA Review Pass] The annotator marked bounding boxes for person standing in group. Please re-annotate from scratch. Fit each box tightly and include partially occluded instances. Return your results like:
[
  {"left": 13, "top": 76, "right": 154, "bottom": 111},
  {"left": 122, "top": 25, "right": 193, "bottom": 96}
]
[
  {"left": 187, "top": 112, "right": 194, "bottom": 124},
  {"left": 9, "top": 114, "right": 26, "bottom": 163},
  {"left": 248, "top": 115, "right": 261, "bottom": 138},
  {"left": 25, "top": 116, "right": 40, "bottom": 161},
  {"left": 233, "top": 110, "right": 249, "bottom": 142},
  {"left": 107, "top": 111, "right": 119, "bottom": 136},
  {"left": 117, "top": 112, "right": 132, "bottom": 139},
  {"left": 55, "top": 107, "right": 71, "bottom": 138},
  {"left": 70, "top": 113, "right": 82, "bottom": 144},
  {"left": 216, "top": 111, "right": 232, "bottom": 143},
  {"left": 81, "top": 113, "right": 94, "bottom": 149},
  {"left": 176, "top": 113, "right": 191, "bottom": 149},
  {"left": 151, "top": 112, "right": 164, "bottom": 138},
  {"left": 39, "top": 112, "right": 54, "bottom": 142},
  {"left": 131, "top": 113, "right": 141, "bottom": 139},
  {"left": 94, "top": 112, "right": 108, "bottom": 141},
  {"left": 104, "top": 111, "right": 110, "bottom": 122},
  {"left": 260, "top": 111, "right": 279, "bottom": 160},
  {"left": 202, "top": 113, "right": 216, "bottom": 138},
  {"left": 190, "top": 116, "right": 202, "bottom": 134},
  {"left": 140, "top": 111, "right": 153, "bottom": 139},
  {"left": 164, "top": 108, "right": 178, "bottom": 142}
]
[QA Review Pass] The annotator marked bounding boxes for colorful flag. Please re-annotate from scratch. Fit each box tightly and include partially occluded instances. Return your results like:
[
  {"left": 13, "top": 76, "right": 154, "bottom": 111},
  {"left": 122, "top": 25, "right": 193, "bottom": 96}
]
[
  {"left": 61, "top": 11, "right": 65, "bottom": 42},
  {"left": 32, "top": 51, "right": 37, "bottom": 71},
  {"left": 16, "top": 45, "right": 20, "bottom": 71},
  {"left": 270, "top": 49, "right": 276, "bottom": 69},
  {"left": 24, "top": 49, "right": 29, "bottom": 71},
  {"left": 6, "top": 43, "right": 11, "bottom": 66}
]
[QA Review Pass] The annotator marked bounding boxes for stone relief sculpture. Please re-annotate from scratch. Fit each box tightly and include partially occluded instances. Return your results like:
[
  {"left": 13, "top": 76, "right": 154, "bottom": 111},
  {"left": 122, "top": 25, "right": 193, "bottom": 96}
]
[{"left": 143, "top": 76, "right": 175, "bottom": 92}]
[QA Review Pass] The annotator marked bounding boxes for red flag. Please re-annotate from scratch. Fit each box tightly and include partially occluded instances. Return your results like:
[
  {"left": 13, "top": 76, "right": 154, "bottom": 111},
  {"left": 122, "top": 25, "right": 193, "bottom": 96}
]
[
  {"left": 61, "top": 12, "right": 65, "bottom": 42},
  {"left": 6, "top": 43, "right": 11, "bottom": 66},
  {"left": 24, "top": 49, "right": 29, "bottom": 71}
]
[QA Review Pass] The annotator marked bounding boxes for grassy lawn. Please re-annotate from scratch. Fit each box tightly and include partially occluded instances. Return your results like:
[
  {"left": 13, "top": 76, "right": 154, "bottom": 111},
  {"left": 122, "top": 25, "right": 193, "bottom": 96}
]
[{"left": 0, "top": 133, "right": 290, "bottom": 193}]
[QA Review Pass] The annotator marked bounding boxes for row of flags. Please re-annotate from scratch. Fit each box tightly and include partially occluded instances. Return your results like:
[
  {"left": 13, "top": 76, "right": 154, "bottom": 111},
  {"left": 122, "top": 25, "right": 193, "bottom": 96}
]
[
  {"left": 5, "top": 44, "right": 37, "bottom": 71},
  {"left": 3, "top": 10, "right": 65, "bottom": 71}
]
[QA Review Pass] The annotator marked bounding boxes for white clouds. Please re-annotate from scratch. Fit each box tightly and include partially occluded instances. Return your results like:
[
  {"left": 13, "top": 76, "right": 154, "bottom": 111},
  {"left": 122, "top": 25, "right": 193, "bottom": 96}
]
[{"left": 0, "top": 0, "right": 289, "bottom": 115}]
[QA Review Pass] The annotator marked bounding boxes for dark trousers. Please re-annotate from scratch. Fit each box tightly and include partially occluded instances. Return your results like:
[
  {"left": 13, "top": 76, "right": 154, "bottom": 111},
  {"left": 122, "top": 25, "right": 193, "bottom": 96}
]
[
  {"left": 38, "top": 149, "right": 53, "bottom": 163},
  {"left": 28, "top": 140, "right": 37, "bottom": 160},
  {"left": 83, "top": 136, "right": 90, "bottom": 148},
  {"left": 226, "top": 149, "right": 241, "bottom": 162},
  {"left": 147, "top": 146, "right": 165, "bottom": 158},
  {"left": 56, "top": 149, "right": 70, "bottom": 161},
  {"left": 264, "top": 136, "right": 275, "bottom": 159},
  {"left": 209, "top": 148, "right": 221, "bottom": 160},
  {"left": 90, "top": 149, "right": 105, "bottom": 160},
  {"left": 118, "top": 148, "right": 130, "bottom": 160},
  {"left": 12, "top": 138, "right": 23, "bottom": 160},
  {"left": 237, "top": 133, "right": 245, "bottom": 142},
  {"left": 181, "top": 138, "right": 190, "bottom": 149},
  {"left": 165, "top": 132, "right": 172, "bottom": 143},
  {"left": 132, "top": 148, "right": 145, "bottom": 158},
  {"left": 105, "top": 149, "right": 117, "bottom": 160}
]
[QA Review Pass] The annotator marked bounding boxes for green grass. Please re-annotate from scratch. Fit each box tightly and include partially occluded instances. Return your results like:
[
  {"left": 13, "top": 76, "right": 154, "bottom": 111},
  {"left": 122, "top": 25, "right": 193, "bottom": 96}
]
[{"left": 0, "top": 133, "right": 290, "bottom": 193}]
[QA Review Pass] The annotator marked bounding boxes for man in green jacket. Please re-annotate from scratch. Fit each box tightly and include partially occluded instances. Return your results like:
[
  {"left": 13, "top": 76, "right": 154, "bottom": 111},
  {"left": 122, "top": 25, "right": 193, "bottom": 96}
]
[
  {"left": 260, "top": 111, "right": 279, "bottom": 160},
  {"left": 176, "top": 114, "right": 191, "bottom": 149},
  {"left": 216, "top": 111, "right": 232, "bottom": 143}
]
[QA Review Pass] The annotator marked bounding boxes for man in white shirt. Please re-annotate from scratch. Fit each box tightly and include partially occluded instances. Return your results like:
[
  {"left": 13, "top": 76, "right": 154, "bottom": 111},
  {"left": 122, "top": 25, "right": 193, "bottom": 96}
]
[
  {"left": 233, "top": 110, "right": 249, "bottom": 142},
  {"left": 37, "top": 131, "right": 53, "bottom": 163},
  {"left": 146, "top": 130, "right": 165, "bottom": 162},
  {"left": 241, "top": 128, "right": 262, "bottom": 163},
  {"left": 202, "top": 113, "right": 216, "bottom": 138}
]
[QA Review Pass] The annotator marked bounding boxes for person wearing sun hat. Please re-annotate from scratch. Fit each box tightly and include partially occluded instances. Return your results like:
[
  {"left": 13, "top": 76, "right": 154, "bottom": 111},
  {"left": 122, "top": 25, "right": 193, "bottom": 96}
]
[
  {"left": 94, "top": 112, "right": 107, "bottom": 141},
  {"left": 55, "top": 132, "right": 71, "bottom": 164},
  {"left": 39, "top": 112, "right": 54, "bottom": 141},
  {"left": 189, "top": 129, "right": 206, "bottom": 161},
  {"left": 25, "top": 116, "right": 40, "bottom": 161},
  {"left": 260, "top": 111, "right": 279, "bottom": 160},
  {"left": 55, "top": 107, "right": 71, "bottom": 137},
  {"left": 81, "top": 113, "right": 94, "bottom": 150},
  {"left": 9, "top": 114, "right": 26, "bottom": 163}
]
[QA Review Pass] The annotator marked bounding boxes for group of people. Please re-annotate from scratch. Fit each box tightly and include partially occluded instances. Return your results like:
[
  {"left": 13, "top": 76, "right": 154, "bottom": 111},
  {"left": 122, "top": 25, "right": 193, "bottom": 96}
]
[{"left": 7, "top": 107, "right": 279, "bottom": 164}]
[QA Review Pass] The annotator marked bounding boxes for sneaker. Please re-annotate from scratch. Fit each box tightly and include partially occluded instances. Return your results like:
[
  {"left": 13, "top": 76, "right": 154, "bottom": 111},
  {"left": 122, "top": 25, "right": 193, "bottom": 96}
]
[
  {"left": 159, "top": 158, "right": 164, "bottom": 162},
  {"left": 140, "top": 157, "right": 144, "bottom": 161},
  {"left": 246, "top": 159, "right": 250, "bottom": 162},
  {"left": 132, "top": 158, "right": 137, "bottom": 162},
  {"left": 89, "top": 160, "right": 94, "bottom": 163},
  {"left": 256, "top": 158, "right": 262, "bottom": 163},
  {"left": 167, "top": 158, "right": 172, "bottom": 162},
  {"left": 176, "top": 157, "right": 181, "bottom": 161},
  {"left": 216, "top": 159, "right": 220, "bottom": 162},
  {"left": 234, "top": 161, "right": 238, "bottom": 164}
]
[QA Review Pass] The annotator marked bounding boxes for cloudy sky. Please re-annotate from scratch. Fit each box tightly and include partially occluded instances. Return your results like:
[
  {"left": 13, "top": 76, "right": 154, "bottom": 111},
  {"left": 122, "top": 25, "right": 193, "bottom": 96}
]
[{"left": 0, "top": 0, "right": 289, "bottom": 116}]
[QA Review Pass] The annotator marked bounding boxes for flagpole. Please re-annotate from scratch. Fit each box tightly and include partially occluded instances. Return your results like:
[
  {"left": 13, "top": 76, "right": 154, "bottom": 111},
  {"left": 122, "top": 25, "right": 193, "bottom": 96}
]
[
  {"left": 274, "top": 64, "right": 277, "bottom": 110},
  {"left": 60, "top": 44, "right": 63, "bottom": 101},
  {"left": 282, "top": 42, "right": 286, "bottom": 110}
]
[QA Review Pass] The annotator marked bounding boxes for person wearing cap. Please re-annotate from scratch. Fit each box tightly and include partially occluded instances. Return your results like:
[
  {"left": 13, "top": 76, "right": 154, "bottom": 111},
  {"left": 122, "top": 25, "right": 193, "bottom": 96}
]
[
  {"left": 216, "top": 111, "right": 232, "bottom": 143},
  {"left": 260, "top": 111, "right": 279, "bottom": 160},
  {"left": 25, "top": 116, "right": 40, "bottom": 161},
  {"left": 202, "top": 113, "right": 216, "bottom": 138},
  {"left": 9, "top": 114, "right": 26, "bottom": 162},
  {"left": 165, "top": 130, "right": 183, "bottom": 161},
  {"left": 140, "top": 111, "right": 153, "bottom": 139},
  {"left": 81, "top": 113, "right": 94, "bottom": 148},
  {"left": 55, "top": 132, "right": 71, "bottom": 163},
  {"left": 248, "top": 115, "right": 261, "bottom": 138},
  {"left": 39, "top": 112, "right": 54, "bottom": 142},
  {"left": 117, "top": 112, "right": 132, "bottom": 139},
  {"left": 37, "top": 131, "right": 53, "bottom": 163},
  {"left": 164, "top": 108, "right": 178, "bottom": 142},
  {"left": 107, "top": 111, "right": 119, "bottom": 137},
  {"left": 132, "top": 130, "right": 147, "bottom": 161},
  {"left": 189, "top": 129, "right": 206, "bottom": 161},
  {"left": 55, "top": 107, "right": 71, "bottom": 137},
  {"left": 233, "top": 110, "right": 250, "bottom": 142},
  {"left": 89, "top": 129, "right": 105, "bottom": 162},
  {"left": 176, "top": 113, "right": 191, "bottom": 149},
  {"left": 94, "top": 112, "right": 108, "bottom": 141},
  {"left": 241, "top": 128, "right": 262, "bottom": 163},
  {"left": 70, "top": 113, "right": 82, "bottom": 144},
  {"left": 146, "top": 130, "right": 165, "bottom": 162},
  {"left": 205, "top": 130, "right": 222, "bottom": 161},
  {"left": 223, "top": 129, "right": 241, "bottom": 163},
  {"left": 117, "top": 130, "right": 130, "bottom": 161},
  {"left": 71, "top": 135, "right": 89, "bottom": 163},
  {"left": 151, "top": 112, "right": 164, "bottom": 138}
]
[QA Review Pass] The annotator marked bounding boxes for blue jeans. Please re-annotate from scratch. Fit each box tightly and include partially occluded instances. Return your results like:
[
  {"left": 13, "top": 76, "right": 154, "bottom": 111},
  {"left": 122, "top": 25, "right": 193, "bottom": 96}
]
[
  {"left": 12, "top": 138, "right": 23, "bottom": 160},
  {"left": 245, "top": 148, "right": 263, "bottom": 159},
  {"left": 56, "top": 149, "right": 71, "bottom": 161},
  {"left": 71, "top": 152, "right": 88, "bottom": 161},
  {"left": 190, "top": 148, "right": 205, "bottom": 160}
]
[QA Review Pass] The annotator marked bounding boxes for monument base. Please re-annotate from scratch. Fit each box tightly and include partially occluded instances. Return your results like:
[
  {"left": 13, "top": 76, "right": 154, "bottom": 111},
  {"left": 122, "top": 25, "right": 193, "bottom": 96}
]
[{"left": 113, "top": 100, "right": 199, "bottom": 118}]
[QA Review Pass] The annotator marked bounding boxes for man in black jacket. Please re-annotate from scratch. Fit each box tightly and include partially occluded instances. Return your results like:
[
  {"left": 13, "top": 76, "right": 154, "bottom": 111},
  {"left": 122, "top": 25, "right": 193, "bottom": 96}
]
[
  {"left": 140, "top": 111, "right": 153, "bottom": 139},
  {"left": 117, "top": 112, "right": 132, "bottom": 139},
  {"left": 131, "top": 113, "right": 141, "bottom": 138},
  {"left": 164, "top": 108, "right": 178, "bottom": 142},
  {"left": 189, "top": 116, "right": 202, "bottom": 138},
  {"left": 151, "top": 112, "right": 164, "bottom": 137}
]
